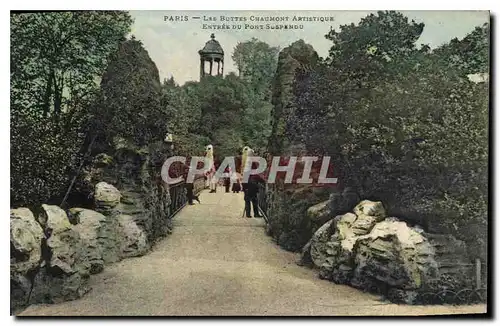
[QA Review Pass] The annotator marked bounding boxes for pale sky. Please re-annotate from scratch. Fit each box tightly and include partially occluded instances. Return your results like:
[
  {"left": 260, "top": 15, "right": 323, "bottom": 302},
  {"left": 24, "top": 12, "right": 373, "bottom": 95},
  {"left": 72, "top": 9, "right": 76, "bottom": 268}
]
[{"left": 129, "top": 10, "right": 489, "bottom": 85}]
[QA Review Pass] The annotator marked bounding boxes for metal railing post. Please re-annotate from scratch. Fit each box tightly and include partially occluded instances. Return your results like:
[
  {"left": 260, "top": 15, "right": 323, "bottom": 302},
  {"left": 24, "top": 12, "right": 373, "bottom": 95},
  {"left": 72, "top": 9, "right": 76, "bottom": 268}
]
[{"left": 475, "top": 258, "right": 481, "bottom": 290}]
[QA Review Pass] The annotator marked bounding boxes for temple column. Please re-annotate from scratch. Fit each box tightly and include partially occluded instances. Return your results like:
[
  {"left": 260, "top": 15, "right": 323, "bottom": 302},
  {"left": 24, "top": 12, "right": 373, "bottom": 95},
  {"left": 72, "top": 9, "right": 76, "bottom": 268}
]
[
  {"left": 209, "top": 59, "right": 213, "bottom": 76},
  {"left": 200, "top": 58, "right": 204, "bottom": 79}
]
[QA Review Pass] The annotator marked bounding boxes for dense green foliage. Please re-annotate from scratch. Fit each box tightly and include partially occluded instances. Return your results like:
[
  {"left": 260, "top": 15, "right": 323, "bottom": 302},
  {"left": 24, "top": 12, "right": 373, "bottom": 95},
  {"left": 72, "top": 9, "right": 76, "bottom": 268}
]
[
  {"left": 11, "top": 10, "right": 489, "bottom": 265},
  {"left": 163, "top": 38, "right": 279, "bottom": 159},
  {"left": 232, "top": 38, "right": 280, "bottom": 99},
  {"left": 11, "top": 11, "right": 133, "bottom": 207},
  {"left": 279, "top": 11, "right": 489, "bottom": 259},
  {"left": 99, "top": 37, "right": 165, "bottom": 147},
  {"left": 268, "top": 40, "right": 319, "bottom": 155},
  {"left": 11, "top": 18, "right": 278, "bottom": 207}
]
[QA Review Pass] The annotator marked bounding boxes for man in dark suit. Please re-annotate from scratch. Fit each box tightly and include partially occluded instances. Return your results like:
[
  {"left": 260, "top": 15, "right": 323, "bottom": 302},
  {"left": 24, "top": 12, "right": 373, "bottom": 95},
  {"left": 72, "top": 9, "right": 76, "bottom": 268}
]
[
  {"left": 182, "top": 163, "right": 200, "bottom": 205},
  {"left": 242, "top": 173, "right": 265, "bottom": 218}
]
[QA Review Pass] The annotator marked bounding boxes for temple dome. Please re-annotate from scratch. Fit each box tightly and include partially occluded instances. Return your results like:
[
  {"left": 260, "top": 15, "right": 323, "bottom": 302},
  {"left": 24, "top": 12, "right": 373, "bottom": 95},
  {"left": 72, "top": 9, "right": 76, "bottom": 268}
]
[{"left": 198, "top": 34, "right": 224, "bottom": 59}]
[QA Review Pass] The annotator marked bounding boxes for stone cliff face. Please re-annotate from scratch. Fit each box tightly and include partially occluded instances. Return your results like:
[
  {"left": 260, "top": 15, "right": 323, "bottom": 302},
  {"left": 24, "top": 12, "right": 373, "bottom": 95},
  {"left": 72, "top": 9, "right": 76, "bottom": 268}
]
[
  {"left": 268, "top": 40, "right": 319, "bottom": 155},
  {"left": 93, "top": 143, "right": 175, "bottom": 244},
  {"left": 10, "top": 140, "right": 203, "bottom": 314},
  {"left": 265, "top": 183, "right": 330, "bottom": 252}
]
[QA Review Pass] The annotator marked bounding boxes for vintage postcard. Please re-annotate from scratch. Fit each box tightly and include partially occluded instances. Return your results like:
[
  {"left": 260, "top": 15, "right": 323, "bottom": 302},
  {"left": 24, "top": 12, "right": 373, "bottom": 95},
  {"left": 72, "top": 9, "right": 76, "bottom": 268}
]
[{"left": 10, "top": 10, "right": 489, "bottom": 316}]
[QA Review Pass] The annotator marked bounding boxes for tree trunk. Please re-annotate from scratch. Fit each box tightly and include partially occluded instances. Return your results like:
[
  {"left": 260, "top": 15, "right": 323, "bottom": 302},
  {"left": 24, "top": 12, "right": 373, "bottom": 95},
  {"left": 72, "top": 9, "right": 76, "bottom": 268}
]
[
  {"left": 53, "top": 70, "right": 64, "bottom": 119},
  {"left": 42, "top": 71, "right": 53, "bottom": 118}
]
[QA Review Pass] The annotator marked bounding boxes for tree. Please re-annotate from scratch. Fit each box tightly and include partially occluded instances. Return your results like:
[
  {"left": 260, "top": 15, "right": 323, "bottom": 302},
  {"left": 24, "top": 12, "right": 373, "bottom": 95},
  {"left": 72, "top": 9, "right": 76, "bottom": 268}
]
[
  {"left": 11, "top": 11, "right": 132, "bottom": 118},
  {"left": 10, "top": 11, "right": 133, "bottom": 207},
  {"left": 268, "top": 39, "right": 319, "bottom": 155},
  {"left": 286, "top": 11, "right": 489, "bottom": 259},
  {"left": 194, "top": 74, "right": 248, "bottom": 158},
  {"left": 432, "top": 23, "right": 490, "bottom": 75},
  {"left": 100, "top": 38, "right": 164, "bottom": 147},
  {"left": 231, "top": 37, "right": 280, "bottom": 99},
  {"left": 160, "top": 77, "right": 207, "bottom": 156}
]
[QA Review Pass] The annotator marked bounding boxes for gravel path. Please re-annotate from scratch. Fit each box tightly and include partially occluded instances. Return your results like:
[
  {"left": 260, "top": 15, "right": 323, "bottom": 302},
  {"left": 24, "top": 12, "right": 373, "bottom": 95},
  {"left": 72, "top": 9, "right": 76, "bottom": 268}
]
[{"left": 19, "top": 190, "right": 486, "bottom": 316}]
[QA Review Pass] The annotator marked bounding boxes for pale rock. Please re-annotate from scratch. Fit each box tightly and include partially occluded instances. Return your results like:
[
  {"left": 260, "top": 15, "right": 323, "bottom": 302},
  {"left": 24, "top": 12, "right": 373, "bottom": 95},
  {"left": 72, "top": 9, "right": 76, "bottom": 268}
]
[
  {"left": 307, "top": 200, "right": 333, "bottom": 225},
  {"left": 118, "top": 214, "right": 148, "bottom": 258},
  {"left": 94, "top": 182, "right": 121, "bottom": 212},
  {"left": 10, "top": 208, "right": 45, "bottom": 311},
  {"left": 353, "top": 200, "right": 387, "bottom": 219},
  {"left": 71, "top": 208, "right": 107, "bottom": 274},
  {"left": 29, "top": 205, "right": 90, "bottom": 304}
]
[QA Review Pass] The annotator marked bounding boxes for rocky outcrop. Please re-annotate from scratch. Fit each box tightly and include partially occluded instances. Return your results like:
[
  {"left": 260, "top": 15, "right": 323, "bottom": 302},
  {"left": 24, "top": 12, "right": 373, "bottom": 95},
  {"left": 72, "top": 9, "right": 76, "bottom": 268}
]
[
  {"left": 93, "top": 144, "right": 177, "bottom": 246},
  {"left": 71, "top": 208, "right": 107, "bottom": 274},
  {"left": 94, "top": 182, "right": 121, "bottom": 213},
  {"left": 307, "top": 200, "right": 333, "bottom": 227},
  {"left": 29, "top": 205, "right": 90, "bottom": 304},
  {"left": 268, "top": 40, "right": 319, "bottom": 155},
  {"left": 11, "top": 180, "right": 163, "bottom": 313},
  {"left": 117, "top": 214, "right": 148, "bottom": 258},
  {"left": 303, "top": 200, "right": 472, "bottom": 304},
  {"left": 266, "top": 184, "right": 331, "bottom": 252},
  {"left": 11, "top": 191, "right": 154, "bottom": 312},
  {"left": 10, "top": 208, "right": 45, "bottom": 311},
  {"left": 350, "top": 219, "right": 438, "bottom": 300},
  {"left": 12, "top": 140, "right": 198, "bottom": 312}
]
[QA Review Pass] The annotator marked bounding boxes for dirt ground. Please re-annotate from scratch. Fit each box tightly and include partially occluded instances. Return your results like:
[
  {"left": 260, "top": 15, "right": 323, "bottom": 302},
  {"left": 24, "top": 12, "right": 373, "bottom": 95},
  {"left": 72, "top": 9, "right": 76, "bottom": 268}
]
[{"left": 19, "top": 189, "right": 487, "bottom": 316}]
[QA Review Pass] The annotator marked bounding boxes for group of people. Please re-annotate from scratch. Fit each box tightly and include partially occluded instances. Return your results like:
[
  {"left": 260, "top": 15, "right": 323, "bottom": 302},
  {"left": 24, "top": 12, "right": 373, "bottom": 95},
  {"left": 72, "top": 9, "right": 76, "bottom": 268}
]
[
  {"left": 221, "top": 167, "right": 242, "bottom": 193},
  {"left": 184, "top": 145, "right": 265, "bottom": 218},
  {"left": 210, "top": 167, "right": 263, "bottom": 218}
]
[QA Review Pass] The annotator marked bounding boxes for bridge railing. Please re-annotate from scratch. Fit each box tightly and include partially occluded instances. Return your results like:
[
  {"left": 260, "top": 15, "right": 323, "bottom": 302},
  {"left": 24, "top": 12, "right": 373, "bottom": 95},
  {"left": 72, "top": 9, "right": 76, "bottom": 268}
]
[
  {"left": 257, "top": 183, "right": 269, "bottom": 223},
  {"left": 166, "top": 174, "right": 206, "bottom": 218}
]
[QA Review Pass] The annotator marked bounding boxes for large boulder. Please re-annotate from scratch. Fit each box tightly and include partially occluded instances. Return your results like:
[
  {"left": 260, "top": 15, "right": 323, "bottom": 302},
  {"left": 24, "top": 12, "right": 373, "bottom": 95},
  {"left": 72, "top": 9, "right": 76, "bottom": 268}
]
[
  {"left": 71, "top": 208, "right": 107, "bottom": 274},
  {"left": 29, "top": 205, "right": 90, "bottom": 304},
  {"left": 94, "top": 182, "right": 121, "bottom": 212},
  {"left": 350, "top": 219, "right": 438, "bottom": 300},
  {"left": 40, "top": 205, "right": 76, "bottom": 273},
  {"left": 309, "top": 212, "right": 358, "bottom": 282},
  {"left": 94, "top": 183, "right": 123, "bottom": 264},
  {"left": 10, "top": 208, "right": 45, "bottom": 311},
  {"left": 307, "top": 200, "right": 333, "bottom": 227},
  {"left": 305, "top": 199, "right": 473, "bottom": 304},
  {"left": 117, "top": 214, "right": 148, "bottom": 258},
  {"left": 309, "top": 218, "right": 336, "bottom": 271},
  {"left": 308, "top": 200, "right": 386, "bottom": 281},
  {"left": 10, "top": 208, "right": 44, "bottom": 273}
]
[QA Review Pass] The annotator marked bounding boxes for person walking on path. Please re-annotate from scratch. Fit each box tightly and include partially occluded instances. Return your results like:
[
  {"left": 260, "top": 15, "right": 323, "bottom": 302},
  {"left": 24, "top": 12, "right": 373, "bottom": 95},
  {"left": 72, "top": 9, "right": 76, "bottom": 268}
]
[
  {"left": 242, "top": 173, "right": 265, "bottom": 218},
  {"left": 204, "top": 144, "right": 217, "bottom": 193},
  {"left": 231, "top": 171, "right": 241, "bottom": 193},
  {"left": 182, "top": 163, "right": 200, "bottom": 205},
  {"left": 223, "top": 167, "right": 231, "bottom": 193}
]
